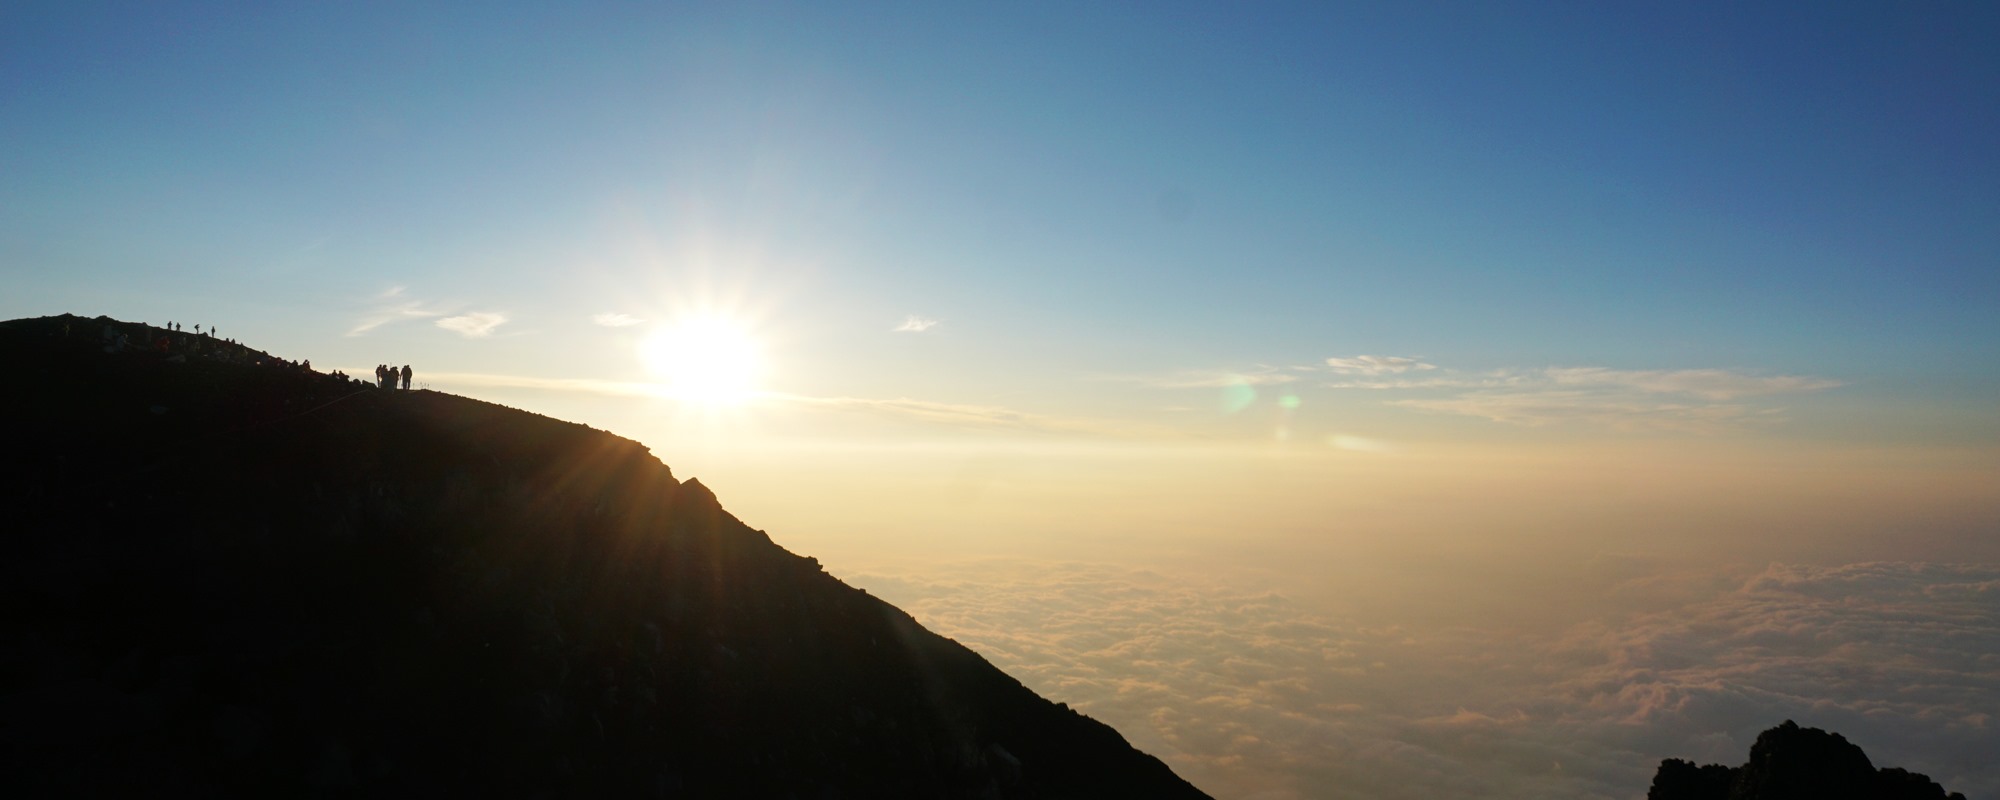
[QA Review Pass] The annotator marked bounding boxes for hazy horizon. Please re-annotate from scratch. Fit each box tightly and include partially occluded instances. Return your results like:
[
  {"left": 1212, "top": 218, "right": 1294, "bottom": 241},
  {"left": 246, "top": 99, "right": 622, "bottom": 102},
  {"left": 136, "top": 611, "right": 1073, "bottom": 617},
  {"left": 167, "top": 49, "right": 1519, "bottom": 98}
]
[{"left": 7, "top": 3, "right": 1997, "bottom": 797}]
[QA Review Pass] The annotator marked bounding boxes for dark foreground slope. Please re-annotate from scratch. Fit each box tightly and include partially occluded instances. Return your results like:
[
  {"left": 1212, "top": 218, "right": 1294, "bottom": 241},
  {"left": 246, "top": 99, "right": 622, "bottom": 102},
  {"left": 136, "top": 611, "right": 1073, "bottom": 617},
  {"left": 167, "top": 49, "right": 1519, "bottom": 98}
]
[
  {"left": 0, "top": 315, "right": 1207, "bottom": 798},
  {"left": 1649, "top": 721, "right": 1965, "bottom": 800}
]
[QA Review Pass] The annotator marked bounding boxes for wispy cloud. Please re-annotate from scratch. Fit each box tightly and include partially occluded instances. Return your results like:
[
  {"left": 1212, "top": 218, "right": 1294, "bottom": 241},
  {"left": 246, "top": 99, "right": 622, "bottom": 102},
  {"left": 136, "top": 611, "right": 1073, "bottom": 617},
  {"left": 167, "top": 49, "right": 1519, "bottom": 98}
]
[
  {"left": 1391, "top": 391, "right": 1765, "bottom": 433},
  {"left": 776, "top": 394, "right": 1077, "bottom": 432},
  {"left": 1136, "top": 370, "right": 1300, "bottom": 389},
  {"left": 763, "top": 392, "right": 1189, "bottom": 438},
  {"left": 1379, "top": 366, "right": 1840, "bottom": 431},
  {"left": 1309, "top": 358, "right": 1839, "bottom": 432},
  {"left": 398, "top": 371, "right": 667, "bottom": 398},
  {"left": 895, "top": 315, "right": 940, "bottom": 333},
  {"left": 593, "top": 312, "right": 643, "bottom": 328},
  {"left": 1324, "top": 374, "right": 1515, "bottom": 391},
  {"left": 1543, "top": 367, "right": 1841, "bottom": 400},
  {"left": 1112, "top": 350, "right": 1836, "bottom": 432},
  {"left": 388, "top": 371, "right": 1172, "bottom": 439},
  {"left": 346, "top": 286, "right": 450, "bottom": 337},
  {"left": 1124, "top": 356, "right": 1437, "bottom": 390},
  {"left": 436, "top": 312, "right": 507, "bottom": 338},
  {"left": 1325, "top": 355, "right": 1438, "bottom": 375},
  {"left": 1327, "top": 434, "right": 1400, "bottom": 454},
  {"left": 1103, "top": 365, "right": 1300, "bottom": 389}
]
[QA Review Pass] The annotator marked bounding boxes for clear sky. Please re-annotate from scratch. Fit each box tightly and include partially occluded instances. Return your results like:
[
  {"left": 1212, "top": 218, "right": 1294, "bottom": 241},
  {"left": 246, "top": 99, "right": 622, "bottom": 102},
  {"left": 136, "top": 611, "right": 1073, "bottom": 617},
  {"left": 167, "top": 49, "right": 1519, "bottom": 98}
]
[{"left": 6, "top": 4, "right": 1999, "bottom": 798}]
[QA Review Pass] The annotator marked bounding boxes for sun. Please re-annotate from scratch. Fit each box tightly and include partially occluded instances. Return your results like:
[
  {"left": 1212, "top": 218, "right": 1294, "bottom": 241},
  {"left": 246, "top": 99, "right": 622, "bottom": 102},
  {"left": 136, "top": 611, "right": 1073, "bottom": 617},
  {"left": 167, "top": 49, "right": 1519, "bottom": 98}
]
[{"left": 639, "top": 315, "right": 763, "bottom": 405}]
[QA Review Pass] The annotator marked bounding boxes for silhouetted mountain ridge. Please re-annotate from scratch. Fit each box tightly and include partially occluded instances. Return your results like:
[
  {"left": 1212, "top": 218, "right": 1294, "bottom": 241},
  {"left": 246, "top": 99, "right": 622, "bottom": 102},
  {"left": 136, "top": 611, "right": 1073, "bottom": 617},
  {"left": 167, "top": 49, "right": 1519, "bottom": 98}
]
[
  {"left": 1648, "top": 720, "right": 1964, "bottom": 800},
  {"left": 1, "top": 314, "right": 1208, "bottom": 798}
]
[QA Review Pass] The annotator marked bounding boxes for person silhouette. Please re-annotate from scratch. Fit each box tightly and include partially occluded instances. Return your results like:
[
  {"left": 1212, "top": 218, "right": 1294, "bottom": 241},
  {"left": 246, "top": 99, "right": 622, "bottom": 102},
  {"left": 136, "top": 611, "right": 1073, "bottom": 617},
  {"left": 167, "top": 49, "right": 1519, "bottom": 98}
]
[{"left": 401, "top": 364, "right": 412, "bottom": 390}]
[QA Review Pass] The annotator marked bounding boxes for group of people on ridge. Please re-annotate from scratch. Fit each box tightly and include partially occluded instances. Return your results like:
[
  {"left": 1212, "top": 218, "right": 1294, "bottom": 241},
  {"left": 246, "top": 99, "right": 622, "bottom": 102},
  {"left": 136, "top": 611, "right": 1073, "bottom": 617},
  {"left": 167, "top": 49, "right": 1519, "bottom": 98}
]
[
  {"left": 376, "top": 364, "right": 412, "bottom": 390},
  {"left": 72, "top": 314, "right": 420, "bottom": 391},
  {"left": 95, "top": 319, "right": 240, "bottom": 361},
  {"left": 161, "top": 321, "right": 213, "bottom": 337}
]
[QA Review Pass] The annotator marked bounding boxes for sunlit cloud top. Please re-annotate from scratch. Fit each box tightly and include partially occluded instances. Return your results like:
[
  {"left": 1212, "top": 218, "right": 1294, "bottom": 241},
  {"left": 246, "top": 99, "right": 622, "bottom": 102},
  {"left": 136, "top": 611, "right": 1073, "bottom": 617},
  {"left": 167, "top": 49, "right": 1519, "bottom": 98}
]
[{"left": 895, "top": 315, "right": 940, "bottom": 333}]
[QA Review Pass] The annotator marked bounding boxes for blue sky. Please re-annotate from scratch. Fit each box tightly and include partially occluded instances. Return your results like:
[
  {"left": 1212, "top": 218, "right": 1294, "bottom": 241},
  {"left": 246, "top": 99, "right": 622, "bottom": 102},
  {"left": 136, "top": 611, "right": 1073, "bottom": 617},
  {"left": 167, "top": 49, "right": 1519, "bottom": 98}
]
[
  {"left": 8, "top": 4, "right": 1996, "bottom": 425},
  {"left": 12, "top": 4, "right": 1999, "bottom": 445}
]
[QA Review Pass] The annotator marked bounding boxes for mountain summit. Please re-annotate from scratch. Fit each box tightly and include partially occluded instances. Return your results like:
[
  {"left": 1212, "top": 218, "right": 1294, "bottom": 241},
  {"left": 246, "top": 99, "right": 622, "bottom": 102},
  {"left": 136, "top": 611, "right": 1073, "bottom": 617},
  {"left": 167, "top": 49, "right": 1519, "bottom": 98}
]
[{"left": 0, "top": 314, "right": 1208, "bottom": 798}]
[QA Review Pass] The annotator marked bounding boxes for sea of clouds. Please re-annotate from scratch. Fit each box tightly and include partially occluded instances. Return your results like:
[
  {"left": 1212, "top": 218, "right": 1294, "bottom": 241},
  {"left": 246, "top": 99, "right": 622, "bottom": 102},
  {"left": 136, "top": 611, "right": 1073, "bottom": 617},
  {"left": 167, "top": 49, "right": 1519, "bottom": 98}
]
[{"left": 851, "top": 559, "right": 2000, "bottom": 800}]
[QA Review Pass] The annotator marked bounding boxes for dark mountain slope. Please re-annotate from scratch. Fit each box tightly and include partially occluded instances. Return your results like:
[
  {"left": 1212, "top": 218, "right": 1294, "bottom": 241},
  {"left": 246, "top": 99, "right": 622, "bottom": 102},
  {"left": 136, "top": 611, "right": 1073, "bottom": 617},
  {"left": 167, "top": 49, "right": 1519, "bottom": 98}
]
[
  {"left": 1648, "top": 721, "right": 1965, "bottom": 800},
  {"left": 0, "top": 314, "right": 1208, "bottom": 798}
]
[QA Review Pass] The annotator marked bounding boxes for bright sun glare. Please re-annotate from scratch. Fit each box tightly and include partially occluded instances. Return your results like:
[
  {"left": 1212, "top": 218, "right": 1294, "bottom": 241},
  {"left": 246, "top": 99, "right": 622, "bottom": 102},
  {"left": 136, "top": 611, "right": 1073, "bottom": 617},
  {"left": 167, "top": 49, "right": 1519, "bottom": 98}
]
[{"left": 640, "top": 315, "right": 763, "bottom": 405}]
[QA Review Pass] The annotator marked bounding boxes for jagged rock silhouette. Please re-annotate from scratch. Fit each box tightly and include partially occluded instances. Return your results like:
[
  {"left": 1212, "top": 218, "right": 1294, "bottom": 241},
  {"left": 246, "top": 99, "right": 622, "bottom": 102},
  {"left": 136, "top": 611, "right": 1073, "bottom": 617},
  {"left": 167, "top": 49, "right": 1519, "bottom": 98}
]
[
  {"left": 0, "top": 314, "right": 1209, "bottom": 798},
  {"left": 1648, "top": 720, "right": 1965, "bottom": 800}
]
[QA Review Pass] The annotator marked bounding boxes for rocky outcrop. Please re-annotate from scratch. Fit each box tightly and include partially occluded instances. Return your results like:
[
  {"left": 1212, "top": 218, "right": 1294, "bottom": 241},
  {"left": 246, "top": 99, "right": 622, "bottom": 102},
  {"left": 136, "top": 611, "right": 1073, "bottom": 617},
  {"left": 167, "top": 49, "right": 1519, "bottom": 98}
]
[{"left": 1648, "top": 721, "right": 1964, "bottom": 800}]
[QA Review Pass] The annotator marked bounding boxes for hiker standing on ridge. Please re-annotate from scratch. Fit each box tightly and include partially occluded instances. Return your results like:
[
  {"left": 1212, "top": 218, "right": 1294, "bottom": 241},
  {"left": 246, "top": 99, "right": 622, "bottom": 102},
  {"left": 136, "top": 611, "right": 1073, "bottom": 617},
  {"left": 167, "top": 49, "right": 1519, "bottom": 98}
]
[{"left": 401, "top": 364, "right": 412, "bottom": 390}]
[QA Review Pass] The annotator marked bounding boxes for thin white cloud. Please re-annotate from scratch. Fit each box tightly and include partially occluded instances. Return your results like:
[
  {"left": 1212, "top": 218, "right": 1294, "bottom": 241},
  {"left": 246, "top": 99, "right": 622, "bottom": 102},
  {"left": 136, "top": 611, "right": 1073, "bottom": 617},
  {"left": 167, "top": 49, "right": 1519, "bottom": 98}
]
[
  {"left": 1544, "top": 367, "right": 1841, "bottom": 400},
  {"left": 346, "top": 286, "right": 450, "bottom": 337},
  {"left": 1135, "top": 370, "right": 1300, "bottom": 389},
  {"left": 593, "top": 312, "right": 643, "bottom": 328},
  {"left": 895, "top": 315, "right": 940, "bottom": 333},
  {"left": 1310, "top": 359, "right": 1838, "bottom": 432},
  {"left": 1325, "top": 355, "right": 1438, "bottom": 375},
  {"left": 767, "top": 392, "right": 1178, "bottom": 438},
  {"left": 368, "top": 370, "right": 1173, "bottom": 439},
  {"left": 1392, "top": 391, "right": 1763, "bottom": 433},
  {"left": 1127, "top": 354, "right": 1834, "bottom": 432},
  {"left": 1102, "top": 365, "right": 1301, "bottom": 389},
  {"left": 779, "top": 394, "right": 1064, "bottom": 430},
  {"left": 391, "top": 371, "right": 668, "bottom": 398},
  {"left": 1324, "top": 374, "right": 1516, "bottom": 391},
  {"left": 436, "top": 312, "right": 507, "bottom": 338},
  {"left": 1327, "top": 434, "right": 1399, "bottom": 454}
]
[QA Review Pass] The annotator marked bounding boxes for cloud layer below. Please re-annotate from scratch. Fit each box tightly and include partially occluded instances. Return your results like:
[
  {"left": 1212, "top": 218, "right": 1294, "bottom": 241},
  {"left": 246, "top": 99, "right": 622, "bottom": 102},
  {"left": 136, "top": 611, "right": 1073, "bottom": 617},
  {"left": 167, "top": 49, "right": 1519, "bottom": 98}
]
[{"left": 851, "top": 559, "right": 1999, "bottom": 800}]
